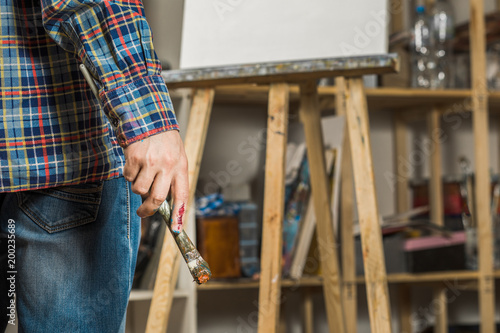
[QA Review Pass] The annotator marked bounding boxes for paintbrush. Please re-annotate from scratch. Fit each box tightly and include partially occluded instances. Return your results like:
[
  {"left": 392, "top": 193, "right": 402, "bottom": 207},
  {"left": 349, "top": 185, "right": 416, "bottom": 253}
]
[
  {"left": 79, "top": 64, "right": 211, "bottom": 284},
  {"left": 157, "top": 201, "right": 211, "bottom": 284}
]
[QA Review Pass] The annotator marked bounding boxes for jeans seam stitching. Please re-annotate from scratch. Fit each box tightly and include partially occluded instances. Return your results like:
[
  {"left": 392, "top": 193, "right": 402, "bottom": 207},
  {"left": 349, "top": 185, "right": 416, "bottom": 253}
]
[
  {"left": 16, "top": 193, "right": 99, "bottom": 233},
  {"left": 20, "top": 204, "right": 97, "bottom": 233},
  {"left": 126, "top": 178, "right": 132, "bottom": 298},
  {"left": 40, "top": 191, "right": 101, "bottom": 204},
  {"left": 55, "top": 185, "right": 103, "bottom": 194},
  {"left": 126, "top": 179, "right": 130, "bottom": 240}
]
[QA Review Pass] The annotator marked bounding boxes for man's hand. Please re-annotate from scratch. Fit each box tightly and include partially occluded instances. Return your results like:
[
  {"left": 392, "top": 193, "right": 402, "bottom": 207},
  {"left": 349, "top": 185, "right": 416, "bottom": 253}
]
[{"left": 123, "top": 130, "right": 189, "bottom": 233}]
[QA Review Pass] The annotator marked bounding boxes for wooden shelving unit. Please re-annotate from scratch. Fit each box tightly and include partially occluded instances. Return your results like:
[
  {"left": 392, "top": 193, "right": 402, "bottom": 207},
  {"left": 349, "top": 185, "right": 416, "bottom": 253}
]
[
  {"left": 133, "top": 2, "right": 498, "bottom": 332},
  {"left": 193, "top": 5, "right": 498, "bottom": 333},
  {"left": 184, "top": 81, "right": 499, "bottom": 332}
]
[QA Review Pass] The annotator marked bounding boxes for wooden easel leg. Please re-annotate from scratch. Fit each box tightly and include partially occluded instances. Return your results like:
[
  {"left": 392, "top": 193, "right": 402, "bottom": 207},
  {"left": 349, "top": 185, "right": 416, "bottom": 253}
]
[
  {"left": 428, "top": 108, "right": 448, "bottom": 333},
  {"left": 344, "top": 77, "right": 392, "bottom": 333},
  {"left": 299, "top": 81, "right": 346, "bottom": 333},
  {"left": 336, "top": 77, "right": 357, "bottom": 333},
  {"left": 433, "top": 286, "right": 448, "bottom": 333},
  {"left": 257, "top": 83, "right": 289, "bottom": 333},
  {"left": 146, "top": 88, "right": 215, "bottom": 333},
  {"left": 397, "top": 284, "right": 412, "bottom": 333},
  {"left": 469, "top": 0, "right": 495, "bottom": 331},
  {"left": 278, "top": 302, "right": 287, "bottom": 333},
  {"left": 394, "top": 114, "right": 409, "bottom": 214},
  {"left": 302, "top": 288, "right": 314, "bottom": 333},
  {"left": 394, "top": 114, "right": 412, "bottom": 332},
  {"left": 428, "top": 108, "right": 444, "bottom": 227}
]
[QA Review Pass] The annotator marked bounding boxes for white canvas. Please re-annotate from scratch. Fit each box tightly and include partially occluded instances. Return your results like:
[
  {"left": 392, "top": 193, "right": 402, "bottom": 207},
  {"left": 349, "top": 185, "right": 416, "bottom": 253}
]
[{"left": 180, "top": 0, "right": 389, "bottom": 69}]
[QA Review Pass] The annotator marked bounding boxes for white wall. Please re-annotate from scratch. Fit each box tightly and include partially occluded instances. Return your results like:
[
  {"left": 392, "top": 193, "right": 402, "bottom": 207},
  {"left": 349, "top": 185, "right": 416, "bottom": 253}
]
[{"left": 143, "top": 0, "right": 185, "bottom": 69}]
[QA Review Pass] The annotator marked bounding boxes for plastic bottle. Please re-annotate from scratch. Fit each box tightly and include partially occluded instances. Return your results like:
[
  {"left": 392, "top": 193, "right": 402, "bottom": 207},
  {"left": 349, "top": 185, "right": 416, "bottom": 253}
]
[
  {"left": 411, "top": 5, "right": 433, "bottom": 88},
  {"left": 430, "top": 0, "right": 455, "bottom": 89}
]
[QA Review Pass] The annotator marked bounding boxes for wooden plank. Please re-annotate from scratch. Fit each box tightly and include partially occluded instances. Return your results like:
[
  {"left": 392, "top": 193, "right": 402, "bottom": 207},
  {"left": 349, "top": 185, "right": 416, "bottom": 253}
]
[
  {"left": 162, "top": 55, "right": 399, "bottom": 89},
  {"left": 344, "top": 77, "right": 392, "bottom": 333},
  {"left": 146, "top": 88, "right": 215, "bottom": 333},
  {"left": 257, "top": 83, "right": 289, "bottom": 333},
  {"left": 490, "top": 91, "right": 500, "bottom": 110},
  {"left": 209, "top": 85, "right": 473, "bottom": 110},
  {"left": 196, "top": 269, "right": 500, "bottom": 290},
  {"left": 394, "top": 114, "right": 409, "bottom": 213},
  {"left": 389, "top": 0, "right": 404, "bottom": 34},
  {"left": 336, "top": 77, "right": 358, "bottom": 333},
  {"left": 434, "top": 287, "right": 448, "bottom": 333},
  {"left": 302, "top": 288, "right": 314, "bottom": 333},
  {"left": 279, "top": 303, "right": 287, "bottom": 333},
  {"left": 397, "top": 285, "right": 412, "bottom": 333},
  {"left": 428, "top": 109, "right": 444, "bottom": 226},
  {"left": 469, "top": 0, "right": 495, "bottom": 332},
  {"left": 299, "top": 81, "right": 346, "bottom": 333},
  {"left": 394, "top": 114, "right": 412, "bottom": 333},
  {"left": 427, "top": 109, "right": 448, "bottom": 333},
  {"left": 198, "top": 277, "right": 324, "bottom": 290}
]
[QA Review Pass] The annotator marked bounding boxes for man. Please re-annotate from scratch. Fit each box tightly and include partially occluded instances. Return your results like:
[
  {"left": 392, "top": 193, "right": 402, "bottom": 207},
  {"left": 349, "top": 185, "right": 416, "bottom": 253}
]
[{"left": 0, "top": 0, "right": 188, "bottom": 331}]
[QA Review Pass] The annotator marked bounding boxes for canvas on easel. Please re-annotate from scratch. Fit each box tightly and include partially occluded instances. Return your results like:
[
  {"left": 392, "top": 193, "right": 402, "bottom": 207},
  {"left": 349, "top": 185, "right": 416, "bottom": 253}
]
[{"left": 180, "top": 0, "right": 389, "bottom": 69}]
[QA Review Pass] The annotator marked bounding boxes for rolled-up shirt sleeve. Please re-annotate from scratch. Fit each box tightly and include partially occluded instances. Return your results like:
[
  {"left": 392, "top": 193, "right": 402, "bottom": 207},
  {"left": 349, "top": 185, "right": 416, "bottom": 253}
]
[{"left": 41, "top": 0, "right": 179, "bottom": 148}]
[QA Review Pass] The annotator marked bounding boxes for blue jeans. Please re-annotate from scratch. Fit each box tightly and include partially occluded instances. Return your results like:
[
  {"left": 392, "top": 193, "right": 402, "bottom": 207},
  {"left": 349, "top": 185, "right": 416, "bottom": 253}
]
[{"left": 0, "top": 177, "right": 141, "bottom": 332}]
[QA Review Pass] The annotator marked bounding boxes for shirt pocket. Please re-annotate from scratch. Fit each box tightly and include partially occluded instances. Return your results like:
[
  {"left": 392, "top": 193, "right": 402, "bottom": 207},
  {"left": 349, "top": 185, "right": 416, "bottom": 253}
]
[{"left": 16, "top": 182, "right": 103, "bottom": 233}]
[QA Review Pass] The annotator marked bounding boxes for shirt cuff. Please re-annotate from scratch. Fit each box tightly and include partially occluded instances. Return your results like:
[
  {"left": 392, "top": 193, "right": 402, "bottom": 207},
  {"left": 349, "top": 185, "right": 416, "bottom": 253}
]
[{"left": 100, "top": 75, "right": 179, "bottom": 148}]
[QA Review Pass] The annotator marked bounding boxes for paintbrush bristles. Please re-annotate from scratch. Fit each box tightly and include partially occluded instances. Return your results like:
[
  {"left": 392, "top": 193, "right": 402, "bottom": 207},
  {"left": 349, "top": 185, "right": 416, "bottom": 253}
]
[{"left": 157, "top": 201, "right": 212, "bottom": 284}]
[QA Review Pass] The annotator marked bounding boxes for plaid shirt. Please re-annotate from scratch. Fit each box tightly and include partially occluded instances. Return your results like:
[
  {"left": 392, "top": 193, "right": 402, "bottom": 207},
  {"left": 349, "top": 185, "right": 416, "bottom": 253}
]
[{"left": 0, "top": 0, "right": 179, "bottom": 192}]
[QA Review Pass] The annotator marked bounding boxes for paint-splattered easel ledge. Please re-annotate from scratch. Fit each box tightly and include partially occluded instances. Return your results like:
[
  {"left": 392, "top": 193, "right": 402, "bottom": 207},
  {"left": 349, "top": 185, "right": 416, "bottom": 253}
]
[{"left": 162, "top": 54, "right": 399, "bottom": 89}]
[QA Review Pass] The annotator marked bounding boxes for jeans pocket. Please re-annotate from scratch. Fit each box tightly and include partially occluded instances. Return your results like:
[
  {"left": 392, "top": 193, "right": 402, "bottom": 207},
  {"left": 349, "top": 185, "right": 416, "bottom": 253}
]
[{"left": 16, "top": 182, "right": 103, "bottom": 233}]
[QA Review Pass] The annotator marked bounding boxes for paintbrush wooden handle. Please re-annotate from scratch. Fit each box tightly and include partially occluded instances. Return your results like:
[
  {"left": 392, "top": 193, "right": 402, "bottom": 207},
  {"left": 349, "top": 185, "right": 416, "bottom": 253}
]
[{"left": 157, "top": 201, "right": 211, "bottom": 284}]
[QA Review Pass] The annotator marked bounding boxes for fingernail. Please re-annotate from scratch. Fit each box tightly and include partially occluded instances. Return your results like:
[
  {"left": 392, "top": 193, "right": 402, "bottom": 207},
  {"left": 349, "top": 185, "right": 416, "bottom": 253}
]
[{"left": 172, "top": 225, "right": 181, "bottom": 234}]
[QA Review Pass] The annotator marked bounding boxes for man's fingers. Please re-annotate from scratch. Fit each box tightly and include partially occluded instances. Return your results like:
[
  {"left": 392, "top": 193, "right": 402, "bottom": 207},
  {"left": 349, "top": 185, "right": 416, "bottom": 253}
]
[
  {"left": 123, "top": 157, "right": 140, "bottom": 183},
  {"left": 170, "top": 171, "right": 189, "bottom": 234},
  {"left": 123, "top": 130, "right": 189, "bottom": 220},
  {"left": 136, "top": 173, "right": 170, "bottom": 218},
  {"left": 131, "top": 167, "right": 155, "bottom": 198}
]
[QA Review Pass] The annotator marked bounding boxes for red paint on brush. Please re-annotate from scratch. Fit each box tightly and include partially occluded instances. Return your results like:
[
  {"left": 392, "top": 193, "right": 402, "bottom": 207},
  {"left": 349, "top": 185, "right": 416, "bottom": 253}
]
[{"left": 176, "top": 203, "right": 185, "bottom": 231}]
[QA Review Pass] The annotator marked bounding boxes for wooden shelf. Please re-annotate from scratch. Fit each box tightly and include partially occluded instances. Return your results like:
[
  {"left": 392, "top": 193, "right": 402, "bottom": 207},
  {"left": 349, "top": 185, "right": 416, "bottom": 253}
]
[
  {"left": 197, "top": 276, "right": 324, "bottom": 291},
  {"left": 174, "top": 85, "right": 500, "bottom": 112},
  {"left": 130, "top": 290, "right": 154, "bottom": 301},
  {"left": 490, "top": 91, "right": 500, "bottom": 110},
  {"left": 197, "top": 270, "right": 500, "bottom": 291},
  {"left": 359, "top": 270, "right": 481, "bottom": 284},
  {"left": 130, "top": 289, "right": 190, "bottom": 301},
  {"left": 365, "top": 88, "right": 472, "bottom": 110}
]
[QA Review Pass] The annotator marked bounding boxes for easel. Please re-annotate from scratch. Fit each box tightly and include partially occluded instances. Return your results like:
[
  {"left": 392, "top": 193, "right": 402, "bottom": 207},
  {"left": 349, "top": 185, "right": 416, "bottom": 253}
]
[{"left": 145, "top": 54, "right": 399, "bottom": 333}]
